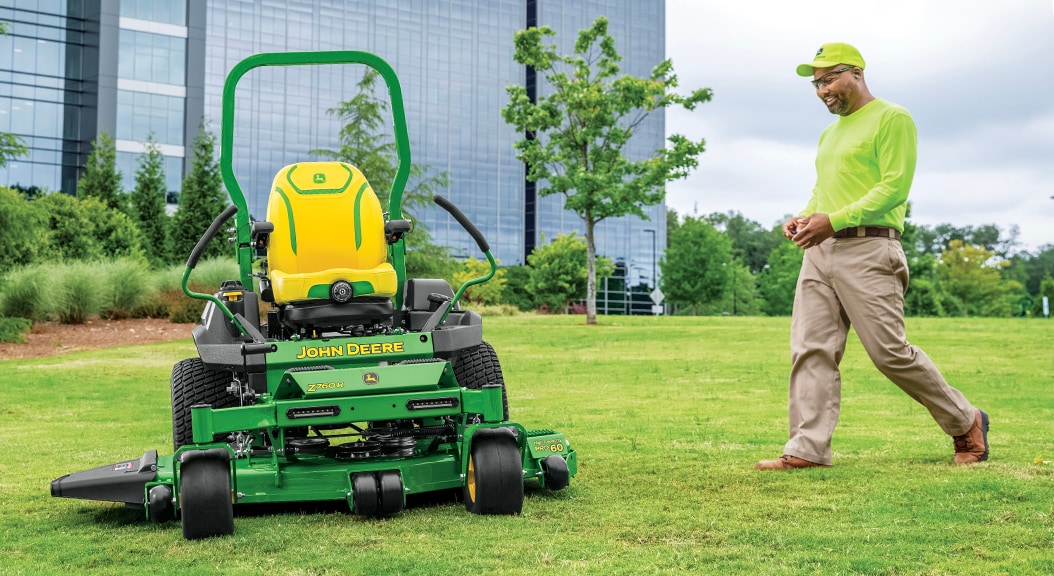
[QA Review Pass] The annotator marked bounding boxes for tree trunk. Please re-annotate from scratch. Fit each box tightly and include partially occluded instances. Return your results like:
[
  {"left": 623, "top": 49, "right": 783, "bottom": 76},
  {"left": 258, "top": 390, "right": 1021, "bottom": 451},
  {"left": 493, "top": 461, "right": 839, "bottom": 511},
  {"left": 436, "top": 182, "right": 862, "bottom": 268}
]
[{"left": 585, "top": 218, "right": 597, "bottom": 325}]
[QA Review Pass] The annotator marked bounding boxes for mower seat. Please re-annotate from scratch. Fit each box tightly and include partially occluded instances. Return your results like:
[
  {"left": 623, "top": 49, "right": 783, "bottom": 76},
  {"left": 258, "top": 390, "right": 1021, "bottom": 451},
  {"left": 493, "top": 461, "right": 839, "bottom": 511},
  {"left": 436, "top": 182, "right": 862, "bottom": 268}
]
[{"left": 264, "top": 162, "right": 397, "bottom": 308}]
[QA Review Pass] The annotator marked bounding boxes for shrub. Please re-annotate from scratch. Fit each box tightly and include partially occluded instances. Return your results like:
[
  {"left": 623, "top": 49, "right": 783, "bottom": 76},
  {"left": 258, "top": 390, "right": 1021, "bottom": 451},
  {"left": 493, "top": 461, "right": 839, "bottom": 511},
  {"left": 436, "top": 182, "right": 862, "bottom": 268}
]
[
  {"left": 99, "top": 259, "right": 154, "bottom": 320},
  {"left": 155, "top": 258, "right": 239, "bottom": 324},
  {"left": 460, "top": 303, "right": 522, "bottom": 317},
  {"left": 0, "top": 265, "right": 53, "bottom": 321},
  {"left": 53, "top": 262, "right": 102, "bottom": 324},
  {"left": 0, "top": 185, "right": 47, "bottom": 274},
  {"left": 0, "top": 316, "right": 32, "bottom": 343}
]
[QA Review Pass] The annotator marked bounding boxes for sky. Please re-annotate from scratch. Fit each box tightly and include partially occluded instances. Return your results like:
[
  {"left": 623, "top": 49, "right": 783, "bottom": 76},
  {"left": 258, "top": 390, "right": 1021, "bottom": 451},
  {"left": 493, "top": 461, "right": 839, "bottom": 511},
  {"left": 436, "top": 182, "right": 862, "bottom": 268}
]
[{"left": 663, "top": 0, "right": 1054, "bottom": 253}]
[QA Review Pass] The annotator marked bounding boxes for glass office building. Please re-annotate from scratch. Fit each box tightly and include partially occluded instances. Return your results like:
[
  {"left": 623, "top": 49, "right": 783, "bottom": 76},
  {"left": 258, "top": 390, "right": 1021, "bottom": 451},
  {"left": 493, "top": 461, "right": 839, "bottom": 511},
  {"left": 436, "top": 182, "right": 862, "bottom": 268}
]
[
  {"left": 3, "top": 0, "right": 666, "bottom": 283},
  {"left": 1, "top": 0, "right": 203, "bottom": 199}
]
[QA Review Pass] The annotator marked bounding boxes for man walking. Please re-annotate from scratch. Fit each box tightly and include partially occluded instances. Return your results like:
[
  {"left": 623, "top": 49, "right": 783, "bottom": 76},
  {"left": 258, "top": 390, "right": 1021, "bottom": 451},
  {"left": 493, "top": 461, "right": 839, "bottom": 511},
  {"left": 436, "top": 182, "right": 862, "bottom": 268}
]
[{"left": 756, "top": 42, "right": 989, "bottom": 470}]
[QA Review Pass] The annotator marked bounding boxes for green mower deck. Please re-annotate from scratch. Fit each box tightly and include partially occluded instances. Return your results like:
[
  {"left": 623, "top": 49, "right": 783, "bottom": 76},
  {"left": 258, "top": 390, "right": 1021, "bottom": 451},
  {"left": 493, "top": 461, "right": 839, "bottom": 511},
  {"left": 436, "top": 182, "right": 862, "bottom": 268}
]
[{"left": 49, "top": 50, "right": 577, "bottom": 539}]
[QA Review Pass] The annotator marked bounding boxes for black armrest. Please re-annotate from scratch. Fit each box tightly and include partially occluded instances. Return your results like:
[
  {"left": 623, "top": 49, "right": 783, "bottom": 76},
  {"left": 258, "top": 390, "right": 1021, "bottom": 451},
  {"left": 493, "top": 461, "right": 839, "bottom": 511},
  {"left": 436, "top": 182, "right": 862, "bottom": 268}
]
[{"left": 384, "top": 219, "right": 412, "bottom": 244}]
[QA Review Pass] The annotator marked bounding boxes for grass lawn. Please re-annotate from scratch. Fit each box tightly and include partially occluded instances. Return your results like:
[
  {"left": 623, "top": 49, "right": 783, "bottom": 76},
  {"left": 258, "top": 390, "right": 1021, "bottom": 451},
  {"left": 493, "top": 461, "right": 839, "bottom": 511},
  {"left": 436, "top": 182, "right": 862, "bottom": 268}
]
[{"left": 1, "top": 315, "right": 1052, "bottom": 575}]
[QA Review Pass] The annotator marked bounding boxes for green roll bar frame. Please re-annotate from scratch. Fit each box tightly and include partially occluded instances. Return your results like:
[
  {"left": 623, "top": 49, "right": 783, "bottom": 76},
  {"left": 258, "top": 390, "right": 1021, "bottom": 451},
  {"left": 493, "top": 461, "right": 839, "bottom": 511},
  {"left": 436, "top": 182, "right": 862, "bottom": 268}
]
[{"left": 219, "top": 51, "right": 413, "bottom": 309}]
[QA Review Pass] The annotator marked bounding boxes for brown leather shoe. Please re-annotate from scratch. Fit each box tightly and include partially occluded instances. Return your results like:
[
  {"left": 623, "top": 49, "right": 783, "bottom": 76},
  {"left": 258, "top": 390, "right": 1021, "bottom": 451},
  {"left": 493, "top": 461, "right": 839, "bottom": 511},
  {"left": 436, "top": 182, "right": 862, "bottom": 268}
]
[
  {"left": 953, "top": 408, "right": 989, "bottom": 464},
  {"left": 755, "top": 454, "right": 829, "bottom": 471}
]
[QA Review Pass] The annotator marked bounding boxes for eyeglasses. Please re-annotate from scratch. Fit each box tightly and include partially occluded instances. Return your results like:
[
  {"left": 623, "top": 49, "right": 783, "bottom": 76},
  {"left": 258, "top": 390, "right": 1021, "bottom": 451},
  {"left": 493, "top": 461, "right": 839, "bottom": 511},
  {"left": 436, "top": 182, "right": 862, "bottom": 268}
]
[{"left": 810, "top": 67, "right": 855, "bottom": 89}]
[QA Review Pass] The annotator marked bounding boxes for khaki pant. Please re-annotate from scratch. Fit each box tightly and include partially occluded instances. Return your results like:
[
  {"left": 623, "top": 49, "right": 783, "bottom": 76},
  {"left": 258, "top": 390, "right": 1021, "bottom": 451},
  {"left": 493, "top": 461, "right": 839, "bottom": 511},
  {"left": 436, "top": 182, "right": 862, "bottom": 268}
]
[{"left": 784, "top": 236, "right": 975, "bottom": 465}]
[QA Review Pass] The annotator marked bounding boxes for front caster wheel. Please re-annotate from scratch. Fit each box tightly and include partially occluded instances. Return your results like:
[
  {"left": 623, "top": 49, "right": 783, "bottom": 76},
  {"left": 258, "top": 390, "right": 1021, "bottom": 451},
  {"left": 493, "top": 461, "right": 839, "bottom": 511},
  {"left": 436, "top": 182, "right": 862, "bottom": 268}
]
[
  {"left": 179, "top": 456, "right": 234, "bottom": 539},
  {"left": 464, "top": 430, "right": 523, "bottom": 515}
]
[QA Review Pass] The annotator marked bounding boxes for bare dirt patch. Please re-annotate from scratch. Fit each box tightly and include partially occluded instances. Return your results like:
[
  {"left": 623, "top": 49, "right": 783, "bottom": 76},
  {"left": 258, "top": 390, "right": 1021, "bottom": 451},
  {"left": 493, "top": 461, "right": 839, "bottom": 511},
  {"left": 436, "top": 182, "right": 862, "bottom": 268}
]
[{"left": 0, "top": 318, "right": 198, "bottom": 360}]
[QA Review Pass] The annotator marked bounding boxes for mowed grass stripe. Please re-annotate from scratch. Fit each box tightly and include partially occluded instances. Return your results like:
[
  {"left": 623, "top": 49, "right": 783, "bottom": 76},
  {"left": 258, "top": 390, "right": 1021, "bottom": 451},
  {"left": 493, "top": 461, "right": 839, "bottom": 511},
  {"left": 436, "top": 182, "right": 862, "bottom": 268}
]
[{"left": 1, "top": 316, "right": 1052, "bottom": 575}]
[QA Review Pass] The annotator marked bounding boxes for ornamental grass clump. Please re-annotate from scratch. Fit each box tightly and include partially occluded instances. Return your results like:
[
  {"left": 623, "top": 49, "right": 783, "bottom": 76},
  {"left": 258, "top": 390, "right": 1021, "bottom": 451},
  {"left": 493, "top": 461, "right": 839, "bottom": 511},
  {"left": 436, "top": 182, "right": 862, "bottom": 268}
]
[
  {"left": 99, "top": 259, "right": 154, "bottom": 320},
  {"left": 0, "top": 265, "right": 53, "bottom": 321},
  {"left": 53, "top": 262, "right": 102, "bottom": 324}
]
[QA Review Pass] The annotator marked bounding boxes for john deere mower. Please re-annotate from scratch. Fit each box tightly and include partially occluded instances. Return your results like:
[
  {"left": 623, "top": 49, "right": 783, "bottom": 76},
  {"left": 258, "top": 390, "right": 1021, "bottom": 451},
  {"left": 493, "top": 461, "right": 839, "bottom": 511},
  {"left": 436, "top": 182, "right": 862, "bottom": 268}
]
[{"left": 50, "top": 51, "right": 576, "bottom": 539}]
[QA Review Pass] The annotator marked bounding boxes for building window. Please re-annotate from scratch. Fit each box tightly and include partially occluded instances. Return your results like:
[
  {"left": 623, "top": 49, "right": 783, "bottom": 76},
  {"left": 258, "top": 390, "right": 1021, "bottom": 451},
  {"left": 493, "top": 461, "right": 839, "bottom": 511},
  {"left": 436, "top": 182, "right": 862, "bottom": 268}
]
[
  {"left": 118, "top": 29, "right": 186, "bottom": 86},
  {"left": 116, "top": 90, "right": 185, "bottom": 146},
  {"left": 120, "top": 0, "right": 187, "bottom": 26}
]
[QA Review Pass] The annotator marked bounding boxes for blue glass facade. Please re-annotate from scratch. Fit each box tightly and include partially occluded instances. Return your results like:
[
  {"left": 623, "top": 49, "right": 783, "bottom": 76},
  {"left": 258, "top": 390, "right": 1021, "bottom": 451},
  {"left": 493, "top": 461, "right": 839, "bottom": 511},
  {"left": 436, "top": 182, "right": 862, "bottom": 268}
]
[
  {"left": 0, "top": 0, "right": 93, "bottom": 194},
  {"left": 204, "top": 0, "right": 666, "bottom": 270}
]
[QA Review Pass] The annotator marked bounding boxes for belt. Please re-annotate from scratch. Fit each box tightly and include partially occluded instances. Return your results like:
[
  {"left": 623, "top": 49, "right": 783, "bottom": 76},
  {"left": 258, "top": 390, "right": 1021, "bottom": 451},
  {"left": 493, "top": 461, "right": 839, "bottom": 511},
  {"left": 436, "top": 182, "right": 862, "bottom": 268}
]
[{"left": 832, "top": 226, "right": 901, "bottom": 240}]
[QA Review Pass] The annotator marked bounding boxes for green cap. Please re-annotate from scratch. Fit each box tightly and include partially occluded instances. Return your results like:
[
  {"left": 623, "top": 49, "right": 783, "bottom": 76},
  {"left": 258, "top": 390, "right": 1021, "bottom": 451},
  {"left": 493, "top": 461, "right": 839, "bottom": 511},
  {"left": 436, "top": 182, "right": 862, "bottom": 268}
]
[{"left": 796, "top": 42, "right": 865, "bottom": 77}]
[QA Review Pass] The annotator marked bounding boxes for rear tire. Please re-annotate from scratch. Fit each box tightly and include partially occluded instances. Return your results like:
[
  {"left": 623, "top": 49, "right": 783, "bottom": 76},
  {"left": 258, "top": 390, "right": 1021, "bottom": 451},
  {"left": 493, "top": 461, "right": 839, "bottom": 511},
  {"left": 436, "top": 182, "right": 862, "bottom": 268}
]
[
  {"left": 464, "top": 432, "right": 523, "bottom": 515},
  {"left": 171, "top": 358, "right": 239, "bottom": 451},
  {"left": 179, "top": 457, "right": 234, "bottom": 539},
  {"left": 453, "top": 342, "right": 509, "bottom": 421}
]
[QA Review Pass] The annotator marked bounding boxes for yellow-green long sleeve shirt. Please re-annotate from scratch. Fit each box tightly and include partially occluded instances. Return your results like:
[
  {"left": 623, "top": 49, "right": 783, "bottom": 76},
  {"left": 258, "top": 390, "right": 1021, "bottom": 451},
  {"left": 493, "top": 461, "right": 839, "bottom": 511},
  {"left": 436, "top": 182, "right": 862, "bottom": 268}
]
[{"left": 799, "top": 98, "right": 917, "bottom": 232}]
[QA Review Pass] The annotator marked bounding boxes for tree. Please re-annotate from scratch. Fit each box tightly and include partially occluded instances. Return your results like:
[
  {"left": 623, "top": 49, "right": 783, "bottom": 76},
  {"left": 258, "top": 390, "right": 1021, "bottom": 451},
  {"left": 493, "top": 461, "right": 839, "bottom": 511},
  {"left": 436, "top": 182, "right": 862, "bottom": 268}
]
[
  {"left": 171, "top": 122, "right": 229, "bottom": 263},
  {"left": 659, "top": 215, "right": 730, "bottom": 315},
  {"left": 937, "top": 240, "right": 1012, "bottom": 317},
  {"left": 527, "top": 233, "right": 613, "bottom": 313},
  {"left": 708, "top": 211, "right": 783, "bottom": 274},
  {"left": 503, "top": 16, "right": 711, "bottom": 325},
  {"left": 309, "top": 69, "right": 457, "bottom": 279},
  {"left": 130, "top": 137, "right": 169, "bottom": 267},
  {"left": 76, "top": 132, "right": 124, "bottom": 212},
  {"left": 716, "top": 258, "right": 762, "bottom": 316},
  {"left": 0, "top": 22, "right": 27, "bottom": 168},
  {"left": 500, "top": 265, "right": 535, "bottom": 311},
  {"left": 757, "top": 240, "right": 804, "bottom": 316}
]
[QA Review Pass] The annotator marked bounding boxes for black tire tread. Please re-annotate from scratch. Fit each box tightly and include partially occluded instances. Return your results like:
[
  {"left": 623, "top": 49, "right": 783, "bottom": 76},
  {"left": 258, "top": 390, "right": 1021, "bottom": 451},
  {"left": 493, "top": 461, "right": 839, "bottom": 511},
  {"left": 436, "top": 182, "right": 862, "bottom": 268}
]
[
  {"left": 452, "top": 341, "right": 509, "bottom": 421},
  {"left": 171, "top": 358, "right": 238, "bottom": 451}
]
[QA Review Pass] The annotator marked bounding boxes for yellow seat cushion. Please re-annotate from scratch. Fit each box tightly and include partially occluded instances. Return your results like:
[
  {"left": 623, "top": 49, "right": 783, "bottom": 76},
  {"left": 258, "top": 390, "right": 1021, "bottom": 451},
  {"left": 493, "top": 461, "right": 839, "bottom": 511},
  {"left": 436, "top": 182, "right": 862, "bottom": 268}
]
[{"left": 265, "top": 161, "right": 396, "bottom": 305}]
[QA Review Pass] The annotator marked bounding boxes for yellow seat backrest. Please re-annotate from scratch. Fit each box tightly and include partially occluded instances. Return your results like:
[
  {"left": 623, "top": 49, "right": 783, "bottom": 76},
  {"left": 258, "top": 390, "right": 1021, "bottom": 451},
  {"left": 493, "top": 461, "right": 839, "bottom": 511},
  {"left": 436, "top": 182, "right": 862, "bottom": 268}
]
[{"left": 265, "top": 161, "right": 397, "bottom": 305}]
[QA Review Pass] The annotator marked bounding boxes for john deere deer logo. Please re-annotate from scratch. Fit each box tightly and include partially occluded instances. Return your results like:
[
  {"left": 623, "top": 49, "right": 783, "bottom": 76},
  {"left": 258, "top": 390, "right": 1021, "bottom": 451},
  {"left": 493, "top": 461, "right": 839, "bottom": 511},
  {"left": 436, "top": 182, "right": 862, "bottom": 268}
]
[
  {"left": 363, "top": 372, "right": 379, "bottom": 384},
  {"left": 313, "top": 173, "right": 326, "bottom": 184}
]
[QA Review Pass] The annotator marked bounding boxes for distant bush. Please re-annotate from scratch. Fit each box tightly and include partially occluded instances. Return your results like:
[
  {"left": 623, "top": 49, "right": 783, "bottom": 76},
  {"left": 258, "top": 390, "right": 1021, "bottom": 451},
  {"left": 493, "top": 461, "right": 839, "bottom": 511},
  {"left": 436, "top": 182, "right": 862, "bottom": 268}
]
[
  {"left": 0, "top": 265, "right": 53, "bottom": 321},
  {"left": 0, "top": 316, "right": 32, "bottom": 343},
  {"left": 53, "top": 262, "right": 101, "bottom": 324},
  {"left": 156, "top": 258, "right": 240, "bottom": 323},
  {"left": 460, "top": 303, "right": 523, "bottom": 317}
]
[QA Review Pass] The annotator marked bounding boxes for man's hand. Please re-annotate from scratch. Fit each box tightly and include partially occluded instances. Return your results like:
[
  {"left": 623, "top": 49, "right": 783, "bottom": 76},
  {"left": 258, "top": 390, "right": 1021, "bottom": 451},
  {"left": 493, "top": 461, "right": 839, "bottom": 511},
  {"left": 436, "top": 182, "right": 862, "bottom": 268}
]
[
  {"left": 781, "top": 216, "right": 803, "bottom": 240},
  {"left": 793, "top": 213, "right": 835, "bottom": 249}
]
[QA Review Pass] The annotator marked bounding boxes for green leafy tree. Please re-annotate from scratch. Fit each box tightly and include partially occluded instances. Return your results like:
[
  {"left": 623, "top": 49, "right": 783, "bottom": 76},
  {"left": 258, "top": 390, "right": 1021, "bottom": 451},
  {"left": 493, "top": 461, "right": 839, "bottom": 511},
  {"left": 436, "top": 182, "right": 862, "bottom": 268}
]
[
  {"left": 308, "top": 69, "right": 456, "bottom": 279},
  {"left": 937, "top": 240, "right": 1011, "bottom": 317},
  {"left": 659, "top": 215, "right": 731, "bottom": 315},
  {"left": 716, "top": 258, "right": 762, "bottom": 316},
  {"left": 708, "top": 211, "right": 783, "bottom": 275},
  {"left": 0, "top": 23, "right": 27, "bottom": 168},
  {"left": 453, "top": 257, "right": 507, "bottom": 305},
  {"left": 309, "top": 70, "right": 449, "bottom": 213},
  {"left": 904, "top": 277, "right": 945, "bottom": 317},
  {"left": 130, "top": 137, "right": 170, "bottom": 267},
  {"left": 503, "top": 16, "right": 711, "bottom": 325},
  {"left": 527, "top": 233, "right": 613, "bottom": 313},
  {"left": 76, "top": 132, "right": 124, "bottom": 212},
  {"left": 757, "top": 240, "right": 804, "bottom": 316},
  {"left": 0, "top": 186, "right": 46, "bottom": 273},
  {"left": 500, "top": 265, "right": 535, "bottom": 311},
  {"left": 171, "top": 122, "right": 228, "bottom": 263}
]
